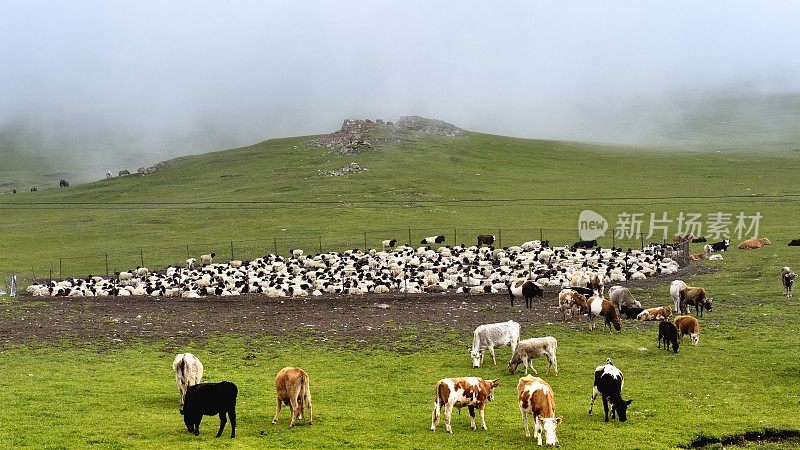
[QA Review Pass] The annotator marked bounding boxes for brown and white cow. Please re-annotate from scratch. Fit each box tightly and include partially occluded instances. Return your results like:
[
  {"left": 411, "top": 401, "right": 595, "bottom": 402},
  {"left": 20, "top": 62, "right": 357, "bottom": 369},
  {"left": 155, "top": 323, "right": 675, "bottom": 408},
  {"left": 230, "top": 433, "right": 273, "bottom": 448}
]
[
  {"left": 431, "top": 377, "right": 499, "bottom": 433},
  {"left": 589, "top": 296, "right": 622, "bottom": 331},
  {"left": 636, "top": 306, "right": 672, "bottom": 321},
  {"left": 517, "top": 375, "right": 562, "bottom": 446},
  {"left": 738, "top": 237, "right": 771, "bottom": 249},
  {"left": 173, "top": 353, "right": 204, "bottom": 406},
  {"left": 558, "top": 289, "right": 589, "bottom": 322},
  {"left": 673, "top": 315, "right": 700, "bottom": 346},
  {"left": 272, "top": 367, "right": 313, "bottom": 427}
]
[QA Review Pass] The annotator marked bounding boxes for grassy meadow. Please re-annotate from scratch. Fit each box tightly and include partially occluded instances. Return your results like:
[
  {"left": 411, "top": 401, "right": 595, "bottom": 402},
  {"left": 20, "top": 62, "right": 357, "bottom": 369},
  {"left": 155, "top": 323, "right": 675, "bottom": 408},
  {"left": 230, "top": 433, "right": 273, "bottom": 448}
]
[{"left": 1, "top": 126, "right": 800, "bottom": 448}]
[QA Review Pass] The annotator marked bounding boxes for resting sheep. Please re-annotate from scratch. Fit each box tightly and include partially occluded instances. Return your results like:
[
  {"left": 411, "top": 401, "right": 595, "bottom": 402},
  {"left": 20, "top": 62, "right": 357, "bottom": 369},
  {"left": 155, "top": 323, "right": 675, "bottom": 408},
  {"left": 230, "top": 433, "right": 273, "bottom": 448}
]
[{"left": 507, "top": 336, "right": 558, "bottom": 375}]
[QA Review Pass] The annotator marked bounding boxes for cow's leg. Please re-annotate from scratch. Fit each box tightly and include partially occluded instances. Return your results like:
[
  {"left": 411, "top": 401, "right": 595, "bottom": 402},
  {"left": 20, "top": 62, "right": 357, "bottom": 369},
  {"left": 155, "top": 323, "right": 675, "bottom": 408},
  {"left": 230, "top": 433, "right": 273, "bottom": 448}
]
[
  {"left": 509, "top": 291, "right": 514, "bottom": 307},
  {"left": 548, "top": 353, "right": 557, "bottom": 375},
  {"left": 305, "top": 395, "right": 313, "bottom": 425},
  {"left": 479, "top": 406, "right": 488, "bottom": 430},
  {"left": 215, "top": 412, "right": 227, "bottom": 438},
  {"left": 229, "top": 408, "right": 236, "bottom": 438},
  {"left": 589, "top": 387, "right": 598, "bottom": 415},
  {"left": 289, "top": 396, "right": 299, "bottom": 426},
  {"left": 603, "top": 395, "right": 611, "bottom": 422},
  {"left": 468, "top": 405, "right": 477, "bottom": 430},
  {"left": 272, "top": 398, "right": 282, "bottom": 424},
  {"left": 535, "top": 415, "right": 543, "bottom": 446},
  {"left": 444, "top": 404, "right": 454, "bottom": 433},
  {"left": 521, "top": 409, "right": 530, "bottom": 437},
  {"left": 528, "top": 356, "right": 538, "bottom": 375},
  {"left": 489, "top": 347, "right": 496, "bottom": 365},
  {"left": 431, "top": 402, "right": 440, "bottom": 431}
]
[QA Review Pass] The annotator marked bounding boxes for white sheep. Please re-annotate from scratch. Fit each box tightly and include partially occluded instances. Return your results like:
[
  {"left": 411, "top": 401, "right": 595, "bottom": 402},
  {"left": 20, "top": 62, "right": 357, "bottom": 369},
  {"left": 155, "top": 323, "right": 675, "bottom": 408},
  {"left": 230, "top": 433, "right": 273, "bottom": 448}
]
[
  {"left": 200, "top": 253, "right": 215, "bottom": 265},
  {"left": 186, "top": 258, "right": 196, "bottom": 269}
]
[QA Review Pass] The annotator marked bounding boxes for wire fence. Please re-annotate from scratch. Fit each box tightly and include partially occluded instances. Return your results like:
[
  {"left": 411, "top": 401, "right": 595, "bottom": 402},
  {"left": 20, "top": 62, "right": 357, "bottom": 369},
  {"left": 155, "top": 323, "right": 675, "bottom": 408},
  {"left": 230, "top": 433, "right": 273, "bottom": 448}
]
[{"left": 8, "top": 227, "right": 689, "bottom": 286}]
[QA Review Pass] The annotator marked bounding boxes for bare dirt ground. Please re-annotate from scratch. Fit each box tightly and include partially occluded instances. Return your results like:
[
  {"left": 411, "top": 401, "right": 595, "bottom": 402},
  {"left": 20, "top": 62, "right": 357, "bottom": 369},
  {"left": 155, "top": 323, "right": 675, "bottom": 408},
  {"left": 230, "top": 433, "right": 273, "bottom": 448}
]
[{"left": 0, "top": 265, "right": 715, "bottom": 351}]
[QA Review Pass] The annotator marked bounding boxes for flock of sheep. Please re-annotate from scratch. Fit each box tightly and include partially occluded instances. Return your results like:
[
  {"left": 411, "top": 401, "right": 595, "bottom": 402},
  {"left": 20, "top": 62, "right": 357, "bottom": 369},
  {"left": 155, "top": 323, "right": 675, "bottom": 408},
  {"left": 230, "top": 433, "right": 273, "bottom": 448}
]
[{"left": 24, "top": 239, "right": 683, "bottom": 300}]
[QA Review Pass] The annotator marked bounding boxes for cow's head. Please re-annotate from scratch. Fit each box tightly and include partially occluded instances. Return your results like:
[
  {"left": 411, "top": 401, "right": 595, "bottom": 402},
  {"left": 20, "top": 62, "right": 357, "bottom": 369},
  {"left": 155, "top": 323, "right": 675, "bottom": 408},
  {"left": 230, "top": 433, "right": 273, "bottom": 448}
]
[
  {"left": 470, "top": 349, "right": 483, "bottom": 368},
  {"left": 536, "top": 415, "right": 562, "bottom": 446},
  {"left": 615, "top": 399, "right": 633, "bottom": 422},
  {"left": 690, "top": 333, "right": 700, "bottom": 346},
  {"left": 484, "top": 379, "right": 500, "bottom": 401},
  {"left": 704, "top": 298, "right": 713, "bottom": 311},
  {"left": 507, "top": 359, "right": 520, "bottom": 374},
  {"left": 180, "top": 408, "right": 199, "bottom": 435}
]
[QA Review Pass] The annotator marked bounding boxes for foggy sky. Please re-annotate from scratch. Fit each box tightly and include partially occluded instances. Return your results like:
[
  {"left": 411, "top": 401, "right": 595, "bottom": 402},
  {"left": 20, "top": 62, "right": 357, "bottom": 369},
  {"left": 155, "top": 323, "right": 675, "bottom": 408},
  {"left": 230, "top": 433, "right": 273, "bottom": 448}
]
[{"left": 2, "top": 0, "right": 800, "bottom": 161}]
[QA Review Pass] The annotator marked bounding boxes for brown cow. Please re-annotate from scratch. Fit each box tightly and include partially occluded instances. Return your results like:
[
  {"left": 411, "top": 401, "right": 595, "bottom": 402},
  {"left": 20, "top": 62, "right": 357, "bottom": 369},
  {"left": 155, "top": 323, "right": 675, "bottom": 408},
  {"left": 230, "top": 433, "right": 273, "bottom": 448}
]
[
  {"left": 558, "top": 289, "right": 589, "bottom": 322},
  {"left": 673, "top": 315, "right": 700, "bottom": 346},
  {"left": 636, "top": 306, "right": 672, "bottom": 321},
  {"left": 272, "top": 367, "right": 313, "bottom": 427},
  {"left": 517, "top": 375, "right": 562, "bottom": 446},
  {"left": 738, "top": 237, "right": 771, "bottom": 250},
  {"left": 680, "top": 287, "right": 712, "bottom": 317},
  {"left": 431, "top": 377, "right": 499, "bottom": 433}
]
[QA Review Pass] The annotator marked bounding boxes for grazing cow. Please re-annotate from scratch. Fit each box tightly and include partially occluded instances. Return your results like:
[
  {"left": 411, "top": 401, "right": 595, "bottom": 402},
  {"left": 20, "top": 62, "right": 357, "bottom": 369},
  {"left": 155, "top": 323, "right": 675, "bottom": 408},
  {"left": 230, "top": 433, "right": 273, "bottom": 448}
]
[
  {"left": 589, "top": 359, "right": 632, "bottom": 422},
  {"left": 707, "top": 239, "right": 731, "bottom": 252},
  {"left": 608, "top": 286, "right": 641, "bottom": 310},
  {"left": 507, "top": 336, "right": 558, "bottom": 375},
  {"left": 558, "top": 289, "right": 589, "bottom": 322},
  {"left": 477, "top": 234, "right": 496, "bottom": 247},
  {"left": 782, "top": 266, "right": 796, "bottom": 298},
  {"left": 571, "top": 239, "right": 598, "bottom": 251},
  {"left": 431, "top": 377, "right": 500, "bottom": 433},
  {"left": 30, "top": 186, "right": 37, "bottom": 192},
  {"left": 566, "top": 286, "right": 595, "bottom": 297},
  {"left": 738, "top": 238, "right": 771, "bottom": 250},
  {"left": 105, "top": 170, "right": 112, "bottom": 179},
  {"left": 657, "top": 321, "right": 680, "bottom": 353},
  {"left": 619, "top": 304, "right": 645, "bottom": 320},
  {"left": 59, "top": 179, "right": 69, "bottom": 187},
  {"left": 517, "top": 375, "right": 562, "bottom": 446},
  {"left": 180, "top": 381, "right": 238, "bottom": 438},
  {"left": 118, "top": 169, "right": 131, "bottom": 176},
  {"left": 788, "top": 239, "right": 800, "bottom": 247},
  {"left": 636, "top": 306, "right": 672, "bottom": 321},
  {"left": 421, "top": 235, "right": 445, "bottom": 245},
  {"left": 272, "top": 367, "right": 313, "bottom": 426},
  {"left": 589, "top": 296, "right": 621, "bottom": 331},
  {"left": 680, "top": 287, "right": 712, "bottom": 317},
  {"left": 381, "top": 239, "right": 397, "bottom": 250},
  {"left": 507, "top": 279, "right": 543, "bottom": 309},
  {"left": 670, "top": 280, "right": 687, "bottom": 314},
  {"left": 691, "top": 236, "right": 707, "bottom": 243},
  {"left": 173, "top": 353, "right": 204, "bottom": 405},
  {"left": 673, "top": 315, "right": 700, "bottom": 346},
  {"left": 470, "top": 320, "right": 520, "bottom": 367}
]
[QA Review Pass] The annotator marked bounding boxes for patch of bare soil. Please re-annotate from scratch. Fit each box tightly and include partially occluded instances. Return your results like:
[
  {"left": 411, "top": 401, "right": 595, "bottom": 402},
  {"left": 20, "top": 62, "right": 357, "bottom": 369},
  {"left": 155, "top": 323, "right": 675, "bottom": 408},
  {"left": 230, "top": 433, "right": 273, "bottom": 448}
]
[{"left": 0, "top": 264, "right": 714, "bottom": 351}]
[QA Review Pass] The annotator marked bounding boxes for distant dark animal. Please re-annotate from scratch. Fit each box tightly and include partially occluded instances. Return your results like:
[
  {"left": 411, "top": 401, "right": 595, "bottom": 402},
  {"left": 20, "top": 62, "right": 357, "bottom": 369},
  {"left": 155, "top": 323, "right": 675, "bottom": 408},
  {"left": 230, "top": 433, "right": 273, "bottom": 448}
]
[
  {"left": 620, "top": 304, "right": 645, "bottom": 320},
  {"left": 571, "top": 239, "right": 598, "bottom": 251},
  {"left": 272, "top": 367, "right": 313, "bottom": 426},
  {"left": 507, "top": 279, "right": 543, "bottom": 309},
  {"left": 30, "top": 187, "right": 37, "bottom": 192},
  {"left": 782, "top": 266, "right": 796, "bottom": 298},
  {"left": 679, "top": 287, "right": 712, "bottom": 317},
  {"left": 59, "top": 179, "right": 69, "bottom": 187},
  {"left": 706, "top": 239, "right": 730, "bottom": 253},
  {"left": 118, "top": 169, "right": 131, "bottom": 176},
  {"left": 691, "top": 236, "right": 707, "bottom": 243},
  {"left": 11, "top": 189, "right": 16, "bottom": 194},
  {"left": 477, "top": 234, "right": 496, "bottom": 247},
  {"left": 421, "top": 235, "right": 445, "bottom": 245},
  {"left": 566, "top": 286, "right": 594, "bottom": 297},
  {"left": 180, "top": 381, "right": 237, "bottom": 438},
  {"left": 589, "top": 359, "right": 632, "bottom": 422},
  {"left": 658, "top": 321, "right": 679, "bottom": 353},
  {"left": 788, "top": 239, "right": 800, "bottom": 247}
]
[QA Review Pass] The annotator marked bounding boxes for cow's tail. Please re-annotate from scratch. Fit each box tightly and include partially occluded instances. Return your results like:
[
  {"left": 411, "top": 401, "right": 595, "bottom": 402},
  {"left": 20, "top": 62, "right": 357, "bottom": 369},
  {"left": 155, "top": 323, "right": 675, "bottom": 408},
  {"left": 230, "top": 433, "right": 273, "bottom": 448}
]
[{"left": 300, "top": 372, "right": 311, "bottom": 408}]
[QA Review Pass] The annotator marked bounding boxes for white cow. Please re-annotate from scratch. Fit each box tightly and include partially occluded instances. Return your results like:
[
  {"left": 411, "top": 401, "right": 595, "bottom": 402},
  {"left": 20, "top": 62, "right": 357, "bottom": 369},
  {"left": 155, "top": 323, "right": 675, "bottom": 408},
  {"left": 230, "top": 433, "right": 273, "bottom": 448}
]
[
  {"left": 173, "top": 353, "right": 204, "bottom": 405},
  {"left": 470, "top": 320, "right": 520, "bottom": 368},
  {"left": 670, "top": 280, "right": 687, "bottom": 314}
]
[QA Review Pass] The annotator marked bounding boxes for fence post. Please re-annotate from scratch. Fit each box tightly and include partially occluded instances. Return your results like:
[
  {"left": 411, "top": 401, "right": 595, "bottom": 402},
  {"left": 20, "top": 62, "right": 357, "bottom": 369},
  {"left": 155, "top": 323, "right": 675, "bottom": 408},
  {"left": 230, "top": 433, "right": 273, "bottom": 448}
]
[
  {"left": 186, "top": 245, "right": 190, "bottom": 259},
  {"left": 540, "top": 228, "right": 543, "bottom": 242},
  {"left": 408, "top": 228, "right": 412, "bottom": 245},
  {"left": 641, "top": 233, "right": 644, "bottom": 251},
  {"left": 140, "top": 249, "right": 144, "bottom": 267},
  {"left": 230, "top": 241, "right": 235, "bottom": 260},
  {"left": 612, "top": 233, "right": 616, "bottom": 249},
  {"left": 59, "top": 258, "right": 63, "bottom": 278},
  {"left": 453, "top": 227, "right": 457, "bottom": 245},
  {"left": 364, "top": 232, "right": 368, "bottom": 252},
  {"left": 318, "top": 237, "right": 323, "bottom": 254},
  {"left": 273, "top": 237, "right": 278, "bottom": 255},
  {"left": 105, "top": 254, "right": 109, "bottom": 277},
  {"left": 49, "top": 268, "right": 53, "bottom": 283},
  {"left": 498, "top": 229, "right": 502, "bottom": 248}
]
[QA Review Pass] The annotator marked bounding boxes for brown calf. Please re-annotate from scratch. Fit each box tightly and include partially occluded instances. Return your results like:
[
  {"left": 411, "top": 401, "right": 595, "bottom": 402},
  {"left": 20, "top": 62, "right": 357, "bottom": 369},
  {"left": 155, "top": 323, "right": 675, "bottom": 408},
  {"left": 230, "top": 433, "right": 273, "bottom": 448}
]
[
  {"left": 673, "top": 315, "right": 700, "bottom": 346},
  {"left": 636, "top": 306, "right": 672, "bottom": 321},
  {"left": 272, "top": 367, "right": 313, "bottom": 426},
  {"left": 431, "top": 377, "right": 499, "bottom": 433},
  {"left": 680, "top": 287, "right": 712, "bottom": 317},
  {"left": 589, "top": 296, "right": 622, "bottom": 331},
  {"left": 517, "top": 375, "right": 562, "bottom": 446},
  {"left": 558, "top": 289, "right": 588, "bottom": 322}
]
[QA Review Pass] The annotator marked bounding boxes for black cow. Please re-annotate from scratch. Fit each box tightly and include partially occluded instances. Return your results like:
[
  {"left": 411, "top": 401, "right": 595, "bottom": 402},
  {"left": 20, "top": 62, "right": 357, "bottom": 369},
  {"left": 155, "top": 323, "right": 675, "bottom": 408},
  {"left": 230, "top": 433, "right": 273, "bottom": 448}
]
[
  {"left": 507, "top": 279, "right": 543, "bottom": 309},
  {"left": 788, "top": 239, "right": 800, "bottom": 247},
  {"left": 476, "top": 234, "right": 495, "bottom": 247},
  {"left": 59, "top": 179, "right": 69, "bottom": 187},
  {"left": 571, "top": 239, "right": 598, "bottom": 251},
  {"left": 180, "top": 381, "right": 238, "bottom": 438},
  {"left": 657, "top": 322, "right": 679, "bottom": 353},
  {"left": 589, "top": 359, "right": 632, "bottom": 422},
  {"left": 421, "top": 235, "right": 445, "bottom": 245},
  {"left": 620, "top": 304, "right": 645, "bottom": 320},
  {"left": 691, "top": 236, "right": 707, "bottom": 243},
  {"left": 708, "top": 239, "right": 730, "bottom": 252}
]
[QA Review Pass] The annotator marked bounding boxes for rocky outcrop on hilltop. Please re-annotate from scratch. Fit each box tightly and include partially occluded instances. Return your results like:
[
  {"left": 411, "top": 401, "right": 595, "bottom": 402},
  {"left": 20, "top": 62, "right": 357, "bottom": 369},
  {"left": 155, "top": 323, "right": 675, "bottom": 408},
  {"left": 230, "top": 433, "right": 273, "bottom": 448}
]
[{"left": 312, "top": 116, "right": 464, "bottom": 156}]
